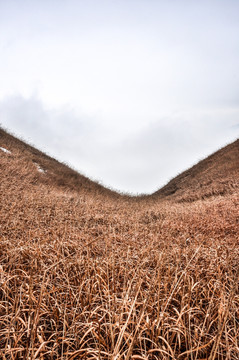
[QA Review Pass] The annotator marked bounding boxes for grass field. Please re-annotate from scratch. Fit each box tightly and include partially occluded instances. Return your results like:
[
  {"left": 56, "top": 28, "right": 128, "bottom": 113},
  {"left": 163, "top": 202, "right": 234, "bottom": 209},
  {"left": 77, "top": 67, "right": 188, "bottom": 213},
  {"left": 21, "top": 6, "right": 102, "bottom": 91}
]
[{"left": 0, "top": 129, "right": 238, "bottom": 359}]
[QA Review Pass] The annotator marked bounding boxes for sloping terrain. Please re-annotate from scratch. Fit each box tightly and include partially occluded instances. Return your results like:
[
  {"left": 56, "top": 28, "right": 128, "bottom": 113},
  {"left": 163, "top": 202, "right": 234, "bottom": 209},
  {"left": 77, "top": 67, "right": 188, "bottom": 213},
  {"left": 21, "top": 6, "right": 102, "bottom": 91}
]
[
  {"left": 153, "top": 139, "right": 239, "bottom": 202},
  {"left": 0, "top": 128, "right": 238, "bottom": 359},
  {"left": 0, "top": 128, "right": 120, "bottom": 198}
]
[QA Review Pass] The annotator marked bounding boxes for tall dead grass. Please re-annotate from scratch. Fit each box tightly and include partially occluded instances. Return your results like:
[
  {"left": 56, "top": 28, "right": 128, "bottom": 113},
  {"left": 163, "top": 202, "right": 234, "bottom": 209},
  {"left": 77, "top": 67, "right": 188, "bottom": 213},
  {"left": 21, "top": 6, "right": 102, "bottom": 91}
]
[{"left": 0, "top": 130, "right": 239, "bottom": 359}]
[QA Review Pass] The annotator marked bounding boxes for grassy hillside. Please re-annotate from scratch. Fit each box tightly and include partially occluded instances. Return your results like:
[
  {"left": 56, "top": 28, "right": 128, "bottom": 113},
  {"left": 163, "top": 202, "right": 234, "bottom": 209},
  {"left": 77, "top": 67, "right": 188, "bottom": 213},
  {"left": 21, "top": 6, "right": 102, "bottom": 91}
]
[
  {"left": 153, "top": 139, "right": 239, "bottom": 202},
  {"left": 0, "top": 128, "right": 120, "bottom": 198},
  {"left": 0, "top": 128, "right": 238, "bottom": 359}
]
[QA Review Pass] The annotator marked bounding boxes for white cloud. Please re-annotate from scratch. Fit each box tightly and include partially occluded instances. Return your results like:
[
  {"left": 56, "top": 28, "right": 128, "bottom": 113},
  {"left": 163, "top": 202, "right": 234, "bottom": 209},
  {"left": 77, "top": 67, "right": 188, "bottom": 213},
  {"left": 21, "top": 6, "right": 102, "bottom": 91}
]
[{"left": 0, "top": 1, "right": 239, "bottom": 193}]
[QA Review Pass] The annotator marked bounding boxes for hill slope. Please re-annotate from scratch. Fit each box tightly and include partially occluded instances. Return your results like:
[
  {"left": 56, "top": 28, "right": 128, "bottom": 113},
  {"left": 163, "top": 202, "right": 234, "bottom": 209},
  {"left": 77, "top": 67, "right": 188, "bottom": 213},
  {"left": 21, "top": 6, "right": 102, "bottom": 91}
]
[
  {"left": 0, "top": 127, "right": 120, "bottom": 198},
  {"left": 153, "top": 139, "right": 239, "bottom": 202},
  {"left": 1, "top": 127, "right": 238, "bottom": 201},
  {"left": 0, "top": 128, "right": 238, "bottom": 359}
]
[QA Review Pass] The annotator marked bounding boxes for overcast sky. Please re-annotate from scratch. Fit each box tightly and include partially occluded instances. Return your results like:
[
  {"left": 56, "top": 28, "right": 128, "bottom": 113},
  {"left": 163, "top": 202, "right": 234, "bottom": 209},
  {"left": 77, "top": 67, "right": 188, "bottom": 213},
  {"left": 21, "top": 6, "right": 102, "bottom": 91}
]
[{"left": 0, "top": 0, "right": 238, "bottom": 194}]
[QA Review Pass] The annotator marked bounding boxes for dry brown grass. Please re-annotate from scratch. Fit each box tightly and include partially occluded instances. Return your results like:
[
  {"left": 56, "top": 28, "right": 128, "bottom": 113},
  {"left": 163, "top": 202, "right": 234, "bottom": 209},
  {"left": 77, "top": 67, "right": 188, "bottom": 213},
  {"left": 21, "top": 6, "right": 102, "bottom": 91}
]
[
  {"left": 0, "top": 129, "right": 239, "bottom": 359},
  {"left": 154, "top": 139, "right": 239, "bottom": 202}
]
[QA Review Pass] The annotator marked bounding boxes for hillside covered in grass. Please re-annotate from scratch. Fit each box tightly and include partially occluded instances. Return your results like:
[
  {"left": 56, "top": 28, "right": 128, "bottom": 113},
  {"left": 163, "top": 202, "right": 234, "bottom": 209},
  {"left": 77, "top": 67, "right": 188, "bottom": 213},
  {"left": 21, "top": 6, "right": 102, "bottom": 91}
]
[
  {"left": 0, "top": 128, "right": 238, "bottom": 359},
  {"left": 153, "top": 139, "right": 239, "bottom": 202}
]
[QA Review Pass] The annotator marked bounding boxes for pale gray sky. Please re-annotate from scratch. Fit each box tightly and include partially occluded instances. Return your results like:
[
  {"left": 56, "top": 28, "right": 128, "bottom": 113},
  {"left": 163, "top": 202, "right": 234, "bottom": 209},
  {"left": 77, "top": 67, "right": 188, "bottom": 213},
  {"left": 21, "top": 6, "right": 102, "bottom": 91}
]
[{"left": 0, "top": 0, "right": 238, "bottom": 194}]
